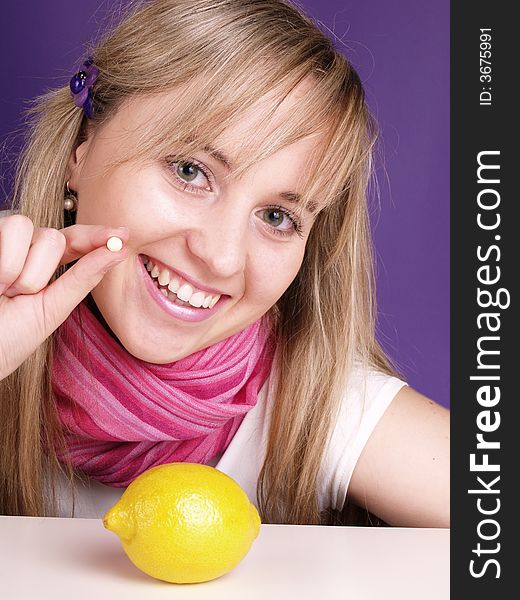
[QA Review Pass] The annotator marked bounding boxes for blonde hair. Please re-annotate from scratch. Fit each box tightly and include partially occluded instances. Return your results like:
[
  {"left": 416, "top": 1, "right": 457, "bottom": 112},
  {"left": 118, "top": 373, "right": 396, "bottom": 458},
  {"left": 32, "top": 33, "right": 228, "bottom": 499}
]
[{"left": 0, "top": 0, "right": 399, "bottom": 523}]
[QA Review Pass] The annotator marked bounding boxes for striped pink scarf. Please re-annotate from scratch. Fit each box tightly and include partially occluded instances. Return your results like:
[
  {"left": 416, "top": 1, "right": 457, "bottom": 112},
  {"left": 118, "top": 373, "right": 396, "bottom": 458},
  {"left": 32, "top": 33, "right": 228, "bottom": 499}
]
[{"left": 51, "top": 300, "right": 274, "bottom": 487}]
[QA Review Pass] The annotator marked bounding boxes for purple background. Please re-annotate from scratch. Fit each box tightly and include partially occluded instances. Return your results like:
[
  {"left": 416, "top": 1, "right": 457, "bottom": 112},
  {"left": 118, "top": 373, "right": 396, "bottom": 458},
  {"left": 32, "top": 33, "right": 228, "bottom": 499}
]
[{"left": 0, "top": 0, "right": 449, "bottom": 407}]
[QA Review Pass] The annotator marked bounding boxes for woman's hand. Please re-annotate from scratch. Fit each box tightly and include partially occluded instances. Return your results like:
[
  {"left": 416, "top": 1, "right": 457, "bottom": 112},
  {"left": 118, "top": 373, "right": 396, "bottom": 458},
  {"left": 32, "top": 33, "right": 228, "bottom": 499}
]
[{"left": 0, "top": 214, "right": 129, "bottom": 380}]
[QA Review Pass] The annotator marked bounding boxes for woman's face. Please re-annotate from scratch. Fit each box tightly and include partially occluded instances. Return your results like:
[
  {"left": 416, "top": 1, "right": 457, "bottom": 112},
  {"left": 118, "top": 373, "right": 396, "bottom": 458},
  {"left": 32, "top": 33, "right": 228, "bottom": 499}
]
[{"left": 69, "top": 85, "right": 324, "bottom": 363}]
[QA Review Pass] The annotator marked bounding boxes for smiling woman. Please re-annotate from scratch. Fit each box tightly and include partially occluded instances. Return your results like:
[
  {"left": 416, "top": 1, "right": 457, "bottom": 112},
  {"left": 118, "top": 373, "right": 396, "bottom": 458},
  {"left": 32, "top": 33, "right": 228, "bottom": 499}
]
[{"left": 0, "top": 0, "right": 449, "bottom": 528}]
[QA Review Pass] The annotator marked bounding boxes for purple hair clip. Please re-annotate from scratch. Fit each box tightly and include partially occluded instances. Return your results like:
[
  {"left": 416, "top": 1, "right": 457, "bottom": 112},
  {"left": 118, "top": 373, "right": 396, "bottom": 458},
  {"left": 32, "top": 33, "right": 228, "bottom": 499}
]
[{"left": 69, "top": 58, "right": 99, "bottom": 119}]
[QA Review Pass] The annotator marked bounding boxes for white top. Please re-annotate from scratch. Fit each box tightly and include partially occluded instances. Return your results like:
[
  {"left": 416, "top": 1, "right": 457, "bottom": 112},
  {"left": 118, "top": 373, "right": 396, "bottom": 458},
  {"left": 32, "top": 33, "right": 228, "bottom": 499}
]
[{"left": 50, "top": 364, "right": 407, "bottom": 519}]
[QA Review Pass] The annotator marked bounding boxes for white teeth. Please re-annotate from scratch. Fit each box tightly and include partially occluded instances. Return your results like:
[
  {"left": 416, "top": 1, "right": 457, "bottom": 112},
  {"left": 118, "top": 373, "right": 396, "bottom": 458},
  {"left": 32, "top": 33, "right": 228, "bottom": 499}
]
[
  {"left": 144, "top": 255, "right": 222, "bottom": 309},
  {"left": 167, "top": 277, "right": 181, "bottom": 293},
  {"left": 158, "top": 268, "right": 170, "bottom": 286},
  {"left": 176, "top": 283, "right": 193, "bottom": 302},
  {"left": 189, "top": 291, "right": 206, "bottom": 308}
]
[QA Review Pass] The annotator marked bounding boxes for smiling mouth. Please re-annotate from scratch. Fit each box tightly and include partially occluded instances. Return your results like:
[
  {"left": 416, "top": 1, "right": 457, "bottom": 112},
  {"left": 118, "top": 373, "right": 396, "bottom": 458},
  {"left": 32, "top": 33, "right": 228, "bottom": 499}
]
[{"left": 141, "top": 255, "right": 223, "bottom": 309}]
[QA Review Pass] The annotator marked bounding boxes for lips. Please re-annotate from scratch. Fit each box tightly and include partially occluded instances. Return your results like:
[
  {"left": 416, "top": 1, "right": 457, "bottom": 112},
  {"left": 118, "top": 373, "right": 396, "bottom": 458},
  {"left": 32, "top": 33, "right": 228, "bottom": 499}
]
[
  {"left": 142, "top": 255, "right": 223, "bottom": 309},
  {"left": 138, "top": 254, "right": 229, "bottom": 323}
]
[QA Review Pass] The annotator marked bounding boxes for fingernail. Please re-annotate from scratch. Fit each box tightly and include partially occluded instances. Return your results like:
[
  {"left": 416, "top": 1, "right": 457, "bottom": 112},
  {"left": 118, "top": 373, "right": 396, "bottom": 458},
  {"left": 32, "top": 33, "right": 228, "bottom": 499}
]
[{"left": 104, "top": 226, "right": 128, "bottom": 238}]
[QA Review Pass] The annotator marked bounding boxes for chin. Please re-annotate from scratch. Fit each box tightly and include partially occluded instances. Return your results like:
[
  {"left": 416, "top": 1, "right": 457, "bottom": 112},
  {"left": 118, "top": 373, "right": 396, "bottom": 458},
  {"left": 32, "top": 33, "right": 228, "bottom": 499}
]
[{"left": 114, "top": 332, "right": 191, "bottom": 364}]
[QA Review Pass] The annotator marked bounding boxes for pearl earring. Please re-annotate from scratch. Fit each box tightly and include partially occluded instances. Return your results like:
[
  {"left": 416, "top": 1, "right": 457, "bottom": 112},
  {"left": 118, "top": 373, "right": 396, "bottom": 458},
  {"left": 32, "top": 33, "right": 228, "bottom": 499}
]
[{"left": 64, "top": 181, "right": 77, "bottom": 212}]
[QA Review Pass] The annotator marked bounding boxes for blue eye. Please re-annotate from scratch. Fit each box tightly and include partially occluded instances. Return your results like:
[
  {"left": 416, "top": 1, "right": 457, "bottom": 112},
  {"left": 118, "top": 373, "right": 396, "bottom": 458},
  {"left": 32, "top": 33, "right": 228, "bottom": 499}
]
[
  {"left": 177, "top": 162, "right": 198, "bottom": 182},
  {"left": 166, "top": 158, "right": 213, "bottom": 193},
  {"left": 265, "top": 208, "right": 284, "bottom": 227},
  {"left": 262, "top": 206, "right": 304, "bottom": 238}
]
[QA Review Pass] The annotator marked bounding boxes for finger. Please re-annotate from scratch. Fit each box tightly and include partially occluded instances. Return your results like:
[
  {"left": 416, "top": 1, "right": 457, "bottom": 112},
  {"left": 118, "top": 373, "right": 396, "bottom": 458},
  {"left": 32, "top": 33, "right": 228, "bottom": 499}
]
[
  {"left": 40, "top": 243, "right": 130, "bottom": 337},
  {"left": 2, "top": 227, "right": 66, "bottom": 296},
  {"left": 59, "top": 224, "right": 130, "bottom": 266},
  {"left": 2, "top": 226, "right": 131, "bottom": 298},
  {"left": 0, "top": 215, "right": 34, "bottom": 292}
]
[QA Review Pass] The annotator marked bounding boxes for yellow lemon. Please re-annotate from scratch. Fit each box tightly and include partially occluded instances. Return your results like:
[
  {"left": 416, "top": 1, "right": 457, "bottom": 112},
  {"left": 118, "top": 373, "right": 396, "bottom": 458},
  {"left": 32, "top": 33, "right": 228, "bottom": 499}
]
[{"left": 102, "top": 462, "right": 261, "bottom": 584}]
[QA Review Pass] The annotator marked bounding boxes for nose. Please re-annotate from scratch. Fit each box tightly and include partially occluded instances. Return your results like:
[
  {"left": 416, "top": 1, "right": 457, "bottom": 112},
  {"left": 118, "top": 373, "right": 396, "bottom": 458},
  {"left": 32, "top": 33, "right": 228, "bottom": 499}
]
[{"left": 185, "top": 204, "right": 248, "bottom": 279}]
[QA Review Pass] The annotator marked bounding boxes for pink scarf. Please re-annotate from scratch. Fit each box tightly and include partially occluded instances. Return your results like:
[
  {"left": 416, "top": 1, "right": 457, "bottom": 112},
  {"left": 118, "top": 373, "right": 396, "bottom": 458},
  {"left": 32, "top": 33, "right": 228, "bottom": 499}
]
[{"left": 51, "top": 299, "right": 275, "bottom": 487}]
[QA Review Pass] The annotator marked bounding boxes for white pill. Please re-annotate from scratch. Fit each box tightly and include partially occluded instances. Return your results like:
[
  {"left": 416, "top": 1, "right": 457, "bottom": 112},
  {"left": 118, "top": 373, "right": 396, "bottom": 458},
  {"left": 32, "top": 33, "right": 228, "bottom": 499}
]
[{"left": 106, "top": 236, "right": 123, "bottom": 252}]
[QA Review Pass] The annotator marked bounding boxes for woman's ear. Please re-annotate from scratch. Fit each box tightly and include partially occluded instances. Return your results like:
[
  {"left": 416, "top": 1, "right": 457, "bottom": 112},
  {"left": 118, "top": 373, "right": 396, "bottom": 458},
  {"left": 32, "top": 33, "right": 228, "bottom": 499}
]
[{"left": 66, "top": 135, "right": 93, "bottom": 190}]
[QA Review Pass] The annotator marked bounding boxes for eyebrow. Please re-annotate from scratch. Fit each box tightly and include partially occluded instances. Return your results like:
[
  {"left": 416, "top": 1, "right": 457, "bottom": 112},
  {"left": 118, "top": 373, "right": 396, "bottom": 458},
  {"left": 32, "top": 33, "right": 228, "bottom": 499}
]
[
  {"left": 203, "top": 144, "right": 319, "bottom": 214},
  {"left": 278, "top": 192, "right": 318, "bottom": 215},
  {"left": 203, "top": 145, "right": 234, "bottom": 170}
]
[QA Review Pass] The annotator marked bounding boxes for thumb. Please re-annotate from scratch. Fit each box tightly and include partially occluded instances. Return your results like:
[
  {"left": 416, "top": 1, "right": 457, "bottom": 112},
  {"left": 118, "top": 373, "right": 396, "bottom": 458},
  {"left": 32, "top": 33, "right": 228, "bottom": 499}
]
[{"left": 41, "top": 244, "right": 129, "bottom": 337}]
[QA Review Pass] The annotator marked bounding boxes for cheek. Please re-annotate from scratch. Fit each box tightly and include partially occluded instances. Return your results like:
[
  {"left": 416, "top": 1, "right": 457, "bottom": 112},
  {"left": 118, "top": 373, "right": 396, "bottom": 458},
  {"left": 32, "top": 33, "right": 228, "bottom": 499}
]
[
  {"left": 75, "top": 165, "right": 174, "bottom": 244},
  {"left": 248, "top": 249, "right": 305, "bottom": 307},
  {"left": 76, "top": 167, "right": 132, "bottom": 226}
]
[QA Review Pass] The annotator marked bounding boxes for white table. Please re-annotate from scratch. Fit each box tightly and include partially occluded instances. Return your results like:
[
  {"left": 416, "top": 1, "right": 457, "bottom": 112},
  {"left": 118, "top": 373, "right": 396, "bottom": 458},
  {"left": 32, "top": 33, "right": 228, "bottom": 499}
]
[{"left": 0, "top": 516, "right": 449, "bottom": 599}]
